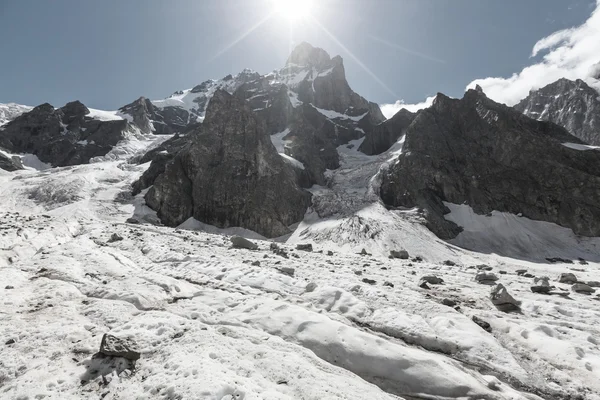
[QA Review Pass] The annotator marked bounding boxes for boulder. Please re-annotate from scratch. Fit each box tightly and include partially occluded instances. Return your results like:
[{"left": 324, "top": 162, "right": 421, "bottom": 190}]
[
  {"left": 531, "top": 276, "right": 551, "bottom": 294},
  {"left": 99, "top": 334, "right": 140, "bottom": 361},
  {"left": 389, "top": 250, "right": 409, "bottom": 259},
  {"left": 0, "top": 153, "right": 24, "bottom": 172},
  {"left": 557, "top": 273, "right": 578, "bottom": 284},
  {"left": 419, "top": 275, "right": 444, "bottom": 286},
  {"left": 230, "top": 236, "right": 259, "bottom": 250},
  {"left": 475, "top": 272, "right": 499, "bottom": 285},
  {"left": 296, "top": 243, "right": 313, "bottom": 252},
  {"left": 572, "top": 283, "right": 596, "bottom": 294},
  {"left": 472, "top": 316, "right": 492, "bottom": 333},
  {"left": 490, "top": 284, "right": 521, "bottom": 312},
  {"left": 587, "top": 281, "right": 600, "bottom": 288}
]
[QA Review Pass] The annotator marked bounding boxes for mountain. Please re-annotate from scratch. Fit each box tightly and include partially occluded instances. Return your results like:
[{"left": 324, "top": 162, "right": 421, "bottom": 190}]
[
  {"left": 515, "top": 78, "right": 600, "bottom": 145},
  {"left": 359, "top": 108, "right": 416, "bottom": 155},
  {"left": 144, "top": 90, "right": 312, "bottom": 238},
  {"left": 0, "top": 101, "right": 141, "bottom": 167},
  {"left": 380, "top": 87, "right": 600, "bottom": 239}
]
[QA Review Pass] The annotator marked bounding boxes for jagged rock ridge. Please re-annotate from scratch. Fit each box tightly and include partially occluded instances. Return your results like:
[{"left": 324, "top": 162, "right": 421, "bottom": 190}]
[
  {"left": 380, "top": 89, "right": 600, "bottom": 239},
  {"left": 515, "top": 78, "right": 600, "bottom": 145}
]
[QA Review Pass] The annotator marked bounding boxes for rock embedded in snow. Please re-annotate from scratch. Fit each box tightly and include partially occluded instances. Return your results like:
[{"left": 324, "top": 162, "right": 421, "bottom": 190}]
[
  {"left": 230, "top": 236, "right": 259, "bottom": 251},
  {"left": 296, "top": 243, "right": 313, "bottom": 252},
  {"left": 99, "top": 334, "right": 141, "bottom": 361},
  {"left": 572, "top": 283, "right": 596, "bottom": 294},
  {"left": 108, "top": 233, "right": 124, "bottom": 243},
  {"left": 472, "top": 316, "right": 492, "bottom": 332},
  {"left": 475, "top": 272, "right": 499, "bottom": 285},
  {"left": 277, "top": 267, "right": 295, "bottom": 277},
  {"left": 442, "top": 298, "right": 457, "bottom": 307},
  {"left": 587, "top": 281, "right": 600, "bottom": 287},
  {"left": 419, "top": 275, "right": 444, "bottom": 286},
  {"left": 389, "top": 250, "right": 409, "bottom": 259},
  {"left": 490, "top": 283, "right": 521, "bottom": 312},
  {"left": 558, "top": 273, "right": 578, "bottom": 284},
  {"left": 531, "top": 276, "right": 552, "bottom": 294}
]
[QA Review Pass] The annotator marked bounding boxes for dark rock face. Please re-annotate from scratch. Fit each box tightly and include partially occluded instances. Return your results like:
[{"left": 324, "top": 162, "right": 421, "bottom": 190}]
[
  {"left": 0, "top": 101, "right": 129, "bottom": 166},
  {"left": 118, "top": 97, "right": 191, "bottom": 135},
  {"left": 359, "top": 109, "right": 417, "bottom": 155},
  {"left": 0, "top": 152, "right": 23, "bottom": 171},
  {"left": 380, "top": 89, "right": 600, "bottom": 239},
  {"left": 144, "top": 90, "right": 311, "bottom": 238},
  {"left": 283, "top": 42, "right": 385, "bottom": 122},
  {"left": 99, "top": 334, "right": 140, "bottom": 361},
  {"left": 515, "top": 78, "right": 600, "bottom": 145}
]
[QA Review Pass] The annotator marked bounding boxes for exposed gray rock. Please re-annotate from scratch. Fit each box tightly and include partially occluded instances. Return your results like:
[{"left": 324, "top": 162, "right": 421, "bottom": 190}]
[
  {"left": 118, "top": 96, "right": 190, "bottom": 135},
  {"left": 490, "top": 284, "right": 521, "bottom": 312},
  {"left": 531, "top": 276, "right": 551, "bottom": 294},
  {"left": 572, "top": 283, "right": 596, "bottom": 294},
  {"left": 0, "top": 101, "right": 131, "bottom": 167},
  {"left": 380, "top": 89, "right": 600, "bottom": 239},
  {"left": 389, "top": 250, "right": 409, "bottom": 259},
  {"left": 442, "top": 298, "right": 457, "bottom": 307},
  {"left": 278, "top": 267, "right": 295, "bottom": 277},
  {"left": 419, "top": 275, "right": 444, "bottom": 285},
  {"left": 108, "top": 233, "right": 123, "bottom": 243},
  {"left": 359, "top": 109, "right": 416, "bottom": 155},
  {"left": 144, "top": 90, "right": 311, "bottom": 238},
  {"left": 99, "top": 334, "right": 140, "bottom": 360},
  {"left": 0, "top": 152, "right": 23, "bottom": 172},
  {"left": 472, "top": 316, "right": 492, "bottom": 333},
  {"left": 515, "top": 78, "right": 600, "bottom": 145},
  {"left": 296, "top": 243, "right": 313, "bottom": 252},
  {"left": 557, "top": 273, "right": 578, "bottom": 284},
  {"left": 587, "top": 281, "right": 600, "bottom": 287},
  {"left": 230, "top": 236, "right": 259, "bottom": 250},
  {"left": 475, "top": 272, "right": 499, "bottom": 285}
]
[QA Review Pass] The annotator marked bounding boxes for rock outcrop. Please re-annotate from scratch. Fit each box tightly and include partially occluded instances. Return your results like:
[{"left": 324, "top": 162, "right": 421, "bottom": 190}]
[
  {"left": 0, "top": 101, "right": 130, "bottom": 166},
  {"left": 144, "top": 90, "right": 311, "bottom": 238},
  {"left": 0, "top": 152, "right": 24, "bottom": 171},
  {"left": 359, "top": 108, "right": 417, "bottom": 155},
  {"left": 515, "top": 78, "right": 600, "bottom": 145},
  {"left": 380, "top": 89, "right": 600, "bottom": 239}
]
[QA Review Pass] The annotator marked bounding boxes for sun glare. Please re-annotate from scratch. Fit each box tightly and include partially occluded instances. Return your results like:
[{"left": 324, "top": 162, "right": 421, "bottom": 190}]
[{"left": 272, "top": 0, "right": 314, "bottom": 21}]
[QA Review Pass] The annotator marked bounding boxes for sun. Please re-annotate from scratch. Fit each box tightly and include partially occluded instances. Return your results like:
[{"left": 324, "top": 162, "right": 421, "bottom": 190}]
[{"left": 272, "top": 0, "right": 314, "bottom": 21}]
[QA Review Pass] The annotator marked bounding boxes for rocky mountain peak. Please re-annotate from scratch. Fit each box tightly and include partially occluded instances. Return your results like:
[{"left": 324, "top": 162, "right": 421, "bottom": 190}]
[
  {"left": 515, "top": 77, "right": 600, "bottom": 145},
  {"left": 286, "top": 42, "right": 332, "bottom": 69},
  {"left": 60, "top": 100, "right": 90, "bottom": 119}
]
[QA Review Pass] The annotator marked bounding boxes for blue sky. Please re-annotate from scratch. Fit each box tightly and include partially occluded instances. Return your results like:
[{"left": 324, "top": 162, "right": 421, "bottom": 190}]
[{"left": 0, "top": 0, "right": 598, "bottom": 111}]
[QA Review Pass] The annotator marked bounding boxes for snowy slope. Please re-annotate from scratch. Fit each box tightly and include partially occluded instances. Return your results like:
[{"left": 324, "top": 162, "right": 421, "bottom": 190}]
[
  {"left": 2, "top": 133, "right": 600, "bottom": 400},
  {"left": 0, "top": 103, "right": 32, "bottom": 126}
]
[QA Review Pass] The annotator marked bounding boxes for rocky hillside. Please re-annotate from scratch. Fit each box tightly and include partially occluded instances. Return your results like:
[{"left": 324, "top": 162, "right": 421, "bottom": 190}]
[
  {"left": 0, "top": 101, "right": 135, "bottom": 167},
  {"left": 515, "top": 78, "right": 600, "bottom": 145},
  {"left": 380, "top": 86, "right": 600, "bottom": 239},
  {"left": 144, "top": 90, "right": 312, "bottom": 238}
]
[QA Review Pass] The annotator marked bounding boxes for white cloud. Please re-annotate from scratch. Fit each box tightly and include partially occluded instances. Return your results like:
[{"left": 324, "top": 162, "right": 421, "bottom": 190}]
[
  {"left": 380, "top": 96, "right": 435, "bottom": 119},
  {"left": 468, "top": 0, "right": 600, "bottom": 106}
]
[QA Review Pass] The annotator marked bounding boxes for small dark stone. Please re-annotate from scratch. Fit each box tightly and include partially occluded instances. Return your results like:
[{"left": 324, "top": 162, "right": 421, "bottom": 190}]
[
  {"left": 107, "top": 233, "right": 123, "bottom": 243},
  {"left": 125, "top": 218, "right": 140, "bottom": 224},
  {"left": 277, "top": 267, "right": 295, "bottom": 277},
  {"left": 442, "top": 298, "right": 457, "bottom": 307},
  {"left": 327, "top": 251, "right": 334, "bottom": 256},
  {"left": 499, "top": 271, "right": 507, "bottom": 275},
  {"left": 362, "top": 278, "right": 376, "bottom": 285},
  {"left": 5, "top": 285, "right": 14, "bottom": 289},
  {"left": 99, "top": 334, "right": 140, "bottom": 360},
  {"left": 251, "top": 261, "right": 261, "bottom": 266},
  {"left": 390, "top": 250, "right": 409, "bottom": 259},
  {"left": 443, "top": 260, "right": 456, "bottom": 266},
  {"left": 383, "top": 281, "right": 394, "bottom": 288},
  {"left": 354, "top": 270, "right": 363, "bottom": 276},
  {"left": 5, "top": 338, "right": 16, "bottom": 345},
  {"left": 523, "top": 273, "right": 535, "bottom": 278},
  {"left": 516, "top": 269, "right": 527, "bottom": 276},
  {"left": 472, "top": 316, "right": 492, "bottom": 333}
]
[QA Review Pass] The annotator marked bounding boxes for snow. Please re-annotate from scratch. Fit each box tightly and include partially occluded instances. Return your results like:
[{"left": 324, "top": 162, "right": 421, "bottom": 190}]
[
  {"left": 312, "top": 105, "right": 368, "bottom": 121},
  {"left": 0, "top": 148, "right": 52, "bottom": 171},
  {"left": 562, "top": 142, "right": 600, "bottom": 151},
  {"left": 0, "top": 103, "right": 32, "bottom": 126},
  {"left": 270, "top": 129, "right": 305, "bottom": 170},
  {"left": 1, "top": 132, "right": 600, "bottom": 400},
  {"left": 87, "top": 108, "right": 125, "bottom": 121},
  {"left": 444, "top": 202, "right": 600, "bottom": 261}
]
